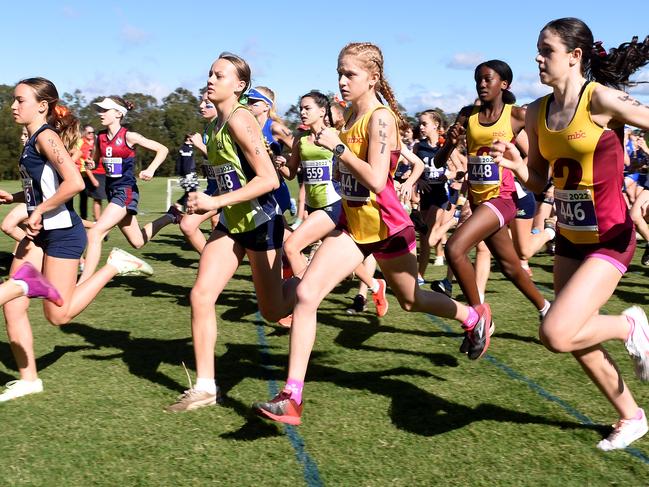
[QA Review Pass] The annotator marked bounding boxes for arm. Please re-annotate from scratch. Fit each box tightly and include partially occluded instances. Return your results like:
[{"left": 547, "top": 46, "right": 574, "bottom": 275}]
[
  {"left": 398, "top": 145, "right": 425, "bottom": 199},
  {"left": 189, "top": 109, "right": 279, "bottom": 213},
  {"left": 188, "top": 132, "right": 208, "bottom": 156},
  {"left": 433, "top": 107, "right": 471, "bottom": 168},
  {"left": 590, "top": 86, "right": 649, "bottom": 132},
  {"left": 315, "top": 107, "right": 396, "bottom": 193},
  {"left": 284, "top": 136, "right": 302, "bottom": 180},
  {"left": 271, "top": 122, "right": 294, "bottom": 179},
  {"left": 126, "top": 131, "right": 169, "bottom": 181},
  {"left": 490, "top": 100, "right": 550, "bottom": 193}
]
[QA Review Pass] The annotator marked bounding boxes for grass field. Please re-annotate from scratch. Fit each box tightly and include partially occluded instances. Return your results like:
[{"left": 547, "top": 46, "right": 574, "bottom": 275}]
[{"left": 0, "top": 178, "right": 648, "bottom": 486}]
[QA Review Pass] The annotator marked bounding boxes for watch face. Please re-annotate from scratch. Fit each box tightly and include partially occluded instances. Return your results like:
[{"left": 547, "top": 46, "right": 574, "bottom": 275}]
[{"left": 335, "top": 144, "right": 345, "bottom": 155}]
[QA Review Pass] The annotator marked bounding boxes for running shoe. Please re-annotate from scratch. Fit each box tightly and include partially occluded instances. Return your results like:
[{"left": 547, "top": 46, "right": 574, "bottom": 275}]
[
  {"left": 107, "top": 248, "right": 154, "bottom": 277},
  {"left": 165, "top": 387, "right": 222, "bottom": 412},
  {"left": 642, "top": 245, "right": 649, "bottom": 267},
  {"left": 12, "top": 262, "right": 63, "bottom": 306},
  {"left": 346, "top": 294, "right": 367, "bottom": 314},
  {"left": 460, "top": 318, "right": 496, "bottom": 353},
  {"left": 252, "top": 391, "right": 303, "bottom": 425},
  {"left": 597, "top": 409, "right": 648, "bottom": 451},
  {"left": 0, "top": 378, "right": 43, "bottom": 402},
  {"left": 466, "top": 303, "right": 492, "bottom": 360},
  {"left": 372, "top": 279, "right": 389, "bottom": 317},
  {"left": 623, "top": 306, "right": 649, "bottom": 381},
  {"left": 417, "top": 275, "right": 425, "bottom": 286},
  {"left": 409, "top": 210, "right": 428, "bottom": 235},
  {"left": 433, "top": 256, "right": 445, "bottom": 267},
  {"left": 277, "top": 314, "right": 293, "bottom": 328},
  {"left": 166, "top": 205, "right": 183, "bottom": 224},
  {"left": 430, "top": 278, "right": 452, "bottom": 297}
]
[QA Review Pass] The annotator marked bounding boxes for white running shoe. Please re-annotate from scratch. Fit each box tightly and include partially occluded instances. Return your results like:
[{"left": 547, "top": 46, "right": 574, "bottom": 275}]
[
  {"left": 0, "top": 379, "right": 43, "bottom": 402},
  {"left": 623, "top": 306, "right": 649, "bottom": 381},
  {"left": 107, "top": 248, "right": 154, "bottom": 277},
  {"left": 597, "top": 409, "right": 648, "bottom": 451},
  {"left": 433, "top": 256, "right": 445, "bottom": 266}
]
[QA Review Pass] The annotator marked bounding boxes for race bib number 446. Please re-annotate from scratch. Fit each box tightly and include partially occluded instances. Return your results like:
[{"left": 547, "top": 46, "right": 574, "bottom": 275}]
[{"left": 555, "top": 189, "right": 598, "bottom": 231}]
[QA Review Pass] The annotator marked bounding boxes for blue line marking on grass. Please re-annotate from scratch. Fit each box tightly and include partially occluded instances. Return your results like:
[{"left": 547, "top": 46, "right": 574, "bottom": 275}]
[
  {"left": 426, "top": 314, "right": 649, "bottom": 464},
  {"left": 255, "top": 313, "right": 323, "bottom": 487}
]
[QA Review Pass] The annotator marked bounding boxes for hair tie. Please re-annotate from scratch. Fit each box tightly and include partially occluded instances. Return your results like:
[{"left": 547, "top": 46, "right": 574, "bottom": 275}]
[
  {"left": 593, "top": 41, "right": 607, "bottom": 58},
  {"left": 54, "top": 105, "right": 70, "bottom": 117}
]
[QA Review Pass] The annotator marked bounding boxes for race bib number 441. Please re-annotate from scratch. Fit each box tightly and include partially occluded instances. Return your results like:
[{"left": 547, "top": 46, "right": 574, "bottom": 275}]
[
  {"left": 468, "top": 156, "right": 499, "bottom": 184},
  {"left": 555, "top": 189, "right": 598, "bottom": 231}
]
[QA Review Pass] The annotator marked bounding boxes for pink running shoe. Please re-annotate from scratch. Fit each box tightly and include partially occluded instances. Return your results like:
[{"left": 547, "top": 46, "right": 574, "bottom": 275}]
[{"left": 11, "top": 262, "right": 63, "bottom": 307}]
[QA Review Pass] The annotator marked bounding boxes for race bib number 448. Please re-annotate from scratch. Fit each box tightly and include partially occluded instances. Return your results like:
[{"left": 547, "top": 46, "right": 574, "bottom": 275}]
[{"left": 468, "top": 156, "right": 499, "bottom": 184}]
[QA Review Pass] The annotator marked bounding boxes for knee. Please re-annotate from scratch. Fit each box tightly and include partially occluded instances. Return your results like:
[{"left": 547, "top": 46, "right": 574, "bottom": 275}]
[
  {"left": 539, "top": 323, "right": 571, "bottom": 353},
  {"left": 499, "top": 260, "right": 522, "bottom": 280},
  {"left": 398, "top": 297, "right": 417, "bottom": 312},
  {"left": 179, "top": 218, "right": 195, "bottom": 235},
  {"left": 86, "top": 226, "right": 103, "bottom": 242},
  {"left": 190, "top": 285, "right": 217, "bottom": 309},
  {"left": 44, "top": 309, "right": 71, "bottom": 327},
  {"left": 444, "top": 242, "right": 464, "bottom": 264},
  {"left": 283, "top": 239, "right": 299, "bottom": 259},
  {"left": 295, "top": 281, "right": 320, "bottom": 310}
]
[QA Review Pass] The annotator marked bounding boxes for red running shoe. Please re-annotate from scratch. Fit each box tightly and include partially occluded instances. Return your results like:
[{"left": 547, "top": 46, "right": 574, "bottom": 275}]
[
  {"left": 253, "top": 391, "right": 303, "bottom": 425},
  {"left": 372, "top": 279, "right": 389, "bottom": 318}
]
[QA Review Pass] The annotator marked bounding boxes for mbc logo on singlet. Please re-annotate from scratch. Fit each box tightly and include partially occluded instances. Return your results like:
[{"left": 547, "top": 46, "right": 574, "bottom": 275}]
[
  {"left": 492, "top": 130, "right": 506, "bottom": 138},
  {"left": 567, "top": 130, "right": 586, "bottom": 141}
]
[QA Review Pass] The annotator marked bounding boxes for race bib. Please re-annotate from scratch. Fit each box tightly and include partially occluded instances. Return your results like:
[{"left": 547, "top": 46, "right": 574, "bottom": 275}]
[
  {"left": 303, "top": 159, "right": 331, "bottom": 184},
  {"left": 102, "top": 157, "right": 123, "bottom": 177},
  {"left": 21, "top": 177, "right": 36, "bottom": 212},
  {"left": 424, "top": 165, "right": 445, "bottom": 183},
  {"left": 201, "top": 164, "right": 218, "bottom": 181},
  {"left": 555, "top": 189, "right": 598, "bottom": 231},
  {"left": 468, "top": 156, "right": 499, "bottom": 185},
  {"left": 214, "top": 164, "right": 243, "bottom": 194},
  {"left": 338, "top": 162, "right": 370, "bottom": 201}
]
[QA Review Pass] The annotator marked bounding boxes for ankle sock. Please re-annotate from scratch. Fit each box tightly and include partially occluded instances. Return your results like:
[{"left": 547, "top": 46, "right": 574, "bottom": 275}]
[
  {"left": 369, "top": 279, "right": 379, "bottom": 294},
  {"left": 626, "top": 315, "right": 636, "bottom": 342},
  {"left": 283, "top": 378, "right": 304, "bottom": 405},
  {"left": 11, "top": 279, "right": 29, "bottom": 296},
  {"left": 539, "top": 300, "right": 551, "bottom": 317},
  {"left": 195, "top": 377, "right": 217, "bottom": 395},
  {"left": 462, "top": 306, "right": 479, "bottom": 330}
]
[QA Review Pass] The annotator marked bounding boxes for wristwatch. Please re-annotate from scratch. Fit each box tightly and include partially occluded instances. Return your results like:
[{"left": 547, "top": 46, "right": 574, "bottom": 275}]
[{"left": 334, "top": 144, "right": 346, "bottom": 157}]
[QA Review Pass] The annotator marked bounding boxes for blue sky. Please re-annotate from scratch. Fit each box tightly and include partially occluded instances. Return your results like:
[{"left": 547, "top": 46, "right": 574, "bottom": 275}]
[{"left": 2, "top": 1, "right": 648, "bottom": 117}]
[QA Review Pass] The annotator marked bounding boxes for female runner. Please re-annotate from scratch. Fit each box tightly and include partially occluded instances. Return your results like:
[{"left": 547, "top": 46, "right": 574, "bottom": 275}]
[{"left": 492, "top": 18, "right": 649, "bottom": 450}]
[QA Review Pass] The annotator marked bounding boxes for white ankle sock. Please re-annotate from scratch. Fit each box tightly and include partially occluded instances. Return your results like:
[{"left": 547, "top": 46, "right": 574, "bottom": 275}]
[
  {"left": 11, "top": 279, "right": 29, "bottom": 296},
  {"left": 195, "top": 377, "right": 217, "bottom": 395},
  {"left": 540, "top": 300, "right": 551, "bottom": 317},
  {"left": 369, "top": 279, "right": 379, "bottom": 294}
]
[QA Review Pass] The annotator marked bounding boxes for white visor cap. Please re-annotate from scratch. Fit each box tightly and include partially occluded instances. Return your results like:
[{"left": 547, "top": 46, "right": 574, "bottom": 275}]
[{"left": 94, "top": 98, "right": 128, "bottom": 116}]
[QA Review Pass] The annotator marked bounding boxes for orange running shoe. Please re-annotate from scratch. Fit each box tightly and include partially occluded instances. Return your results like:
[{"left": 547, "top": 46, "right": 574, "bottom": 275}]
[
  {"left": 253, "top": 391, "right": 303, "bottom": 425},
  {"left": 372, "top": 279, "right": 389, "bottom": 318}
]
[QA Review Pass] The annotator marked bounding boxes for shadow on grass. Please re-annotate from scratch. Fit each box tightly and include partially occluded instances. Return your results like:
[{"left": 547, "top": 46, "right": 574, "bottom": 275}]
[{"left": 0, "top": 341, "right": 92, "bottom": 381}]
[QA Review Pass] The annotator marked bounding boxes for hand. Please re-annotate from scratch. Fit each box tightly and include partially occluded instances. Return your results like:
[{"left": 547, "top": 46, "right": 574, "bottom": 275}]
[
  {"left": 446, "top": 123, "right": 466, "bottom": 146},
  {"left": 25, "top": 209, "right": 43, "bottom": 238},
  {"left": 188, "top": 133, "right": 202, "bottom": 146},
  {"left": 138, "top": 169, "right": 155, "bottom": 181},
  {"left": 398, "top": 180, "right": 413, "bottom": 201},
  {"left": 490, "top": 139, "right": 524, "bottom": 171},
  {"left": 0, "top": 190, "right": 14, "bottom": 204},
  {"left": 274, "top": 155, "right": 287, "bottom": 168},
  {"left": 314, "top": 127, "right": 342, "bottom": 152},
  {"left": 186, "top": 192, "right": 218, "bottom": 214},
  {"left": 85, "top": 160, "right": 95, "bottom": 170}
]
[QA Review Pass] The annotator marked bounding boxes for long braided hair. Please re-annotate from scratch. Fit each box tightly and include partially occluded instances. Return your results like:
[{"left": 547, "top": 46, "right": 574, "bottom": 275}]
[{"left": 338, "top": 42, "right": 408, "bottom": 131}]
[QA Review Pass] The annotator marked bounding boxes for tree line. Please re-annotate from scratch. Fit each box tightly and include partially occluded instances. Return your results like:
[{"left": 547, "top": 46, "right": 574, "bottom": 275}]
[{"left": 0, "top": 84, "right": 451, "bottom": 180}]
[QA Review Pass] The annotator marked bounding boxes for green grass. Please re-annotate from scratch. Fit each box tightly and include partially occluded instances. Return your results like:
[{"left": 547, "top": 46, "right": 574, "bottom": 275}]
[{"left": 0, "top": 178, "right": 648, "bottom": 486}]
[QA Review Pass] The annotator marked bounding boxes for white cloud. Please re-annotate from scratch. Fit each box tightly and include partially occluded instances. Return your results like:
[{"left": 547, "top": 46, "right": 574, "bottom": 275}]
[
  {"left": 629, "top": 67, "right": 649, "bottom": 96},
  {"left": 513, "top": 72, "right": 550, "bottom": 103},
  {"left": 80, "top": 71, "right": 170, "bottom": 102},
  {"left": 403, "top": 87, "right": 474, "bottom": 114},
  {"left": 446, "top": 52, "right": 484, "bottom": 70}
]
